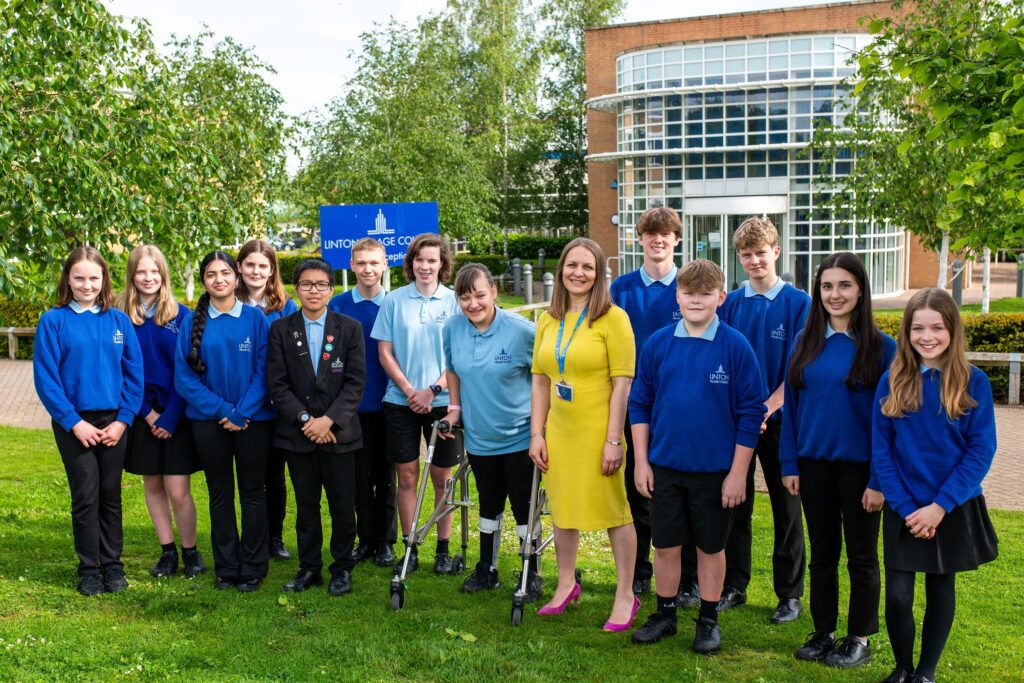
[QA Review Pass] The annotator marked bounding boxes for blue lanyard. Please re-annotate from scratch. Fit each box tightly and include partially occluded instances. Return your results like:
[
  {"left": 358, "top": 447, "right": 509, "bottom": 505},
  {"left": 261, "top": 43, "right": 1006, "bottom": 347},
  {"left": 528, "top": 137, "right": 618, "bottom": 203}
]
[{"left": 555, "top": 306, "right": 587, "bottom": 379}]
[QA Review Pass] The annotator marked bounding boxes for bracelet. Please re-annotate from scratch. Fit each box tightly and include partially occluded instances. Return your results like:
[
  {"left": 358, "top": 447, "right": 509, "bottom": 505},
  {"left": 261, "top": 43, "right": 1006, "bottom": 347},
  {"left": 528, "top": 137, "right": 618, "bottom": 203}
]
[
  {"left": 448, "top": 405, "right": 462, "bottom": 411},
  {"left": 606, "top": 439, "right": 622, "bottom": 446}
]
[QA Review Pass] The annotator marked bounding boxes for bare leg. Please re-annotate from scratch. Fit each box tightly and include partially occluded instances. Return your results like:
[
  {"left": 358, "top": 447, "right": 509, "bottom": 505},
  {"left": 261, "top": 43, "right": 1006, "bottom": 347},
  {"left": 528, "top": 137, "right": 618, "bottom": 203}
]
[
  {"left": 540, "top": 525, "right": 580, "bottom": 610},
  {"left": 429, "top": 465, "right": 453, "bottom": 540},
  {"left": 143, "top": 475, "right": 174, "bottom": 545},
  {"left": 654, "top": 545, "right": 682, "bottom": 596},
  {"left": 395, "top": 461, "right": 419, "bottom": 537},
  {"left": 697, "top": 548, "right": 726, "bottom": 602},
  {"left": 608, "top": 523, "right": 638, "bottom": 623},
  {"left": 164, "top": 475, "right": 197, "bottom": 547}
]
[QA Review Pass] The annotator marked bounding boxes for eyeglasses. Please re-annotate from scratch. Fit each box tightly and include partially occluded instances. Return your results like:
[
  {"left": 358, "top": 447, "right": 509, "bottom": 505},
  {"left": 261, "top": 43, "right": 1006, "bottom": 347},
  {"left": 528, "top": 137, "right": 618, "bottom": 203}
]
[{"left": 296, "top": 281, "right": 332, "bottom": 292}]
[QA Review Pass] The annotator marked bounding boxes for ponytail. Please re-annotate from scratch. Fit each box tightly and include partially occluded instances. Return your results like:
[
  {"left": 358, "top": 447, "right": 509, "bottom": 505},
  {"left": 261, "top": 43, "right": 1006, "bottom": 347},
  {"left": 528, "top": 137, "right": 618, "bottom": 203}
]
[{"left": 187, "top": 293, "right": 211, "bottom": 374}]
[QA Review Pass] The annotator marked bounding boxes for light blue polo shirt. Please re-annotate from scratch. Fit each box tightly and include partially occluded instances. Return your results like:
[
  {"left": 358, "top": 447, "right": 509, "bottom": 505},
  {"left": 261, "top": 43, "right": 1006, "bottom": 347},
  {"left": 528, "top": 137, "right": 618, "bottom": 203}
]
[
  {"left": 443, "top": 307, "right": 535, "bottom": 456},
  {"left": 371, "top": 282, "right": 459, "bottom": 407}
]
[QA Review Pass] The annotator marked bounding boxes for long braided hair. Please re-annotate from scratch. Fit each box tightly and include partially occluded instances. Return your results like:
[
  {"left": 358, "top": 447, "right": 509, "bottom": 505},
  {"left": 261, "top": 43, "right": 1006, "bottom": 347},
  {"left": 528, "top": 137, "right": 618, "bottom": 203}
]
[{"left": 187, "top": 251, "right": 239, "bottom": 374}]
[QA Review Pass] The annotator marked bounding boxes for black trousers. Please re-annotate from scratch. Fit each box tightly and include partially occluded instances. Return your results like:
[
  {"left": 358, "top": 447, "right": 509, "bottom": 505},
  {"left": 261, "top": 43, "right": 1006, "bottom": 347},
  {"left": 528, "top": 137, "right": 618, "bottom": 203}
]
[
  {"left": 353, "top": 411, "right": 397, "bottom": 547},
  {"left": 798, "top": 458, "right": 880, "bottom": 636},
  {"left": 466, "top": 450, "right": 533, "bottom": 524},
  {"left": 624, "top": 418, "right": 697, "bottom": 584},
  {"left": 53, "top": 410, "right": 126, "bottom": 577},
  {"left": 724, "top": 419, "right": 805, "bottom": 598},
  {"left": 285, "top": 447, "right": 357, "bottom": 576},
  {"left": 265, "top": 446, "right": 288, "bottom": 539},
  {"left": 192, "top": 420, "right": 271, "bottom": 580}
]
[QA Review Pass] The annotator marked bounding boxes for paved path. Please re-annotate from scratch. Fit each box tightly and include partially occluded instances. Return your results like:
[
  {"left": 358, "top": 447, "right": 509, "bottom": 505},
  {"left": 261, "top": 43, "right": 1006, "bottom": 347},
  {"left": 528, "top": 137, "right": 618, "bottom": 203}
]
[{"left": 2, "top": 359, "right": 1020, "bottom": 510}]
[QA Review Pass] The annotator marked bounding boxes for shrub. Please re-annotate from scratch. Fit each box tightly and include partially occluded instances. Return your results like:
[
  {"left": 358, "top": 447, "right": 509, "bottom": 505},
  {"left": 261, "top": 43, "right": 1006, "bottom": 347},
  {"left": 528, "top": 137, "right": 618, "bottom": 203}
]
[
  {"left": 464, "top": 233, "right": 577, "bottom": 260},
  {"left": 0, "top": 298, "right": 46, "bottom": 359},
  {"left": 452, "top": 254, "right": 509, "bottom": 281}
]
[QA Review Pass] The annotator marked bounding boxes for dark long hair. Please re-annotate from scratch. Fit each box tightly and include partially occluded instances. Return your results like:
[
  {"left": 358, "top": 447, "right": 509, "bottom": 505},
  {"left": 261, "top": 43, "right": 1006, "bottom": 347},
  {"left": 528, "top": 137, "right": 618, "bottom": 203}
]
[
  {"left": 187, "top": 251, "right": 239, "bottom": 374},
  {"left": 787, "top": 252, "right": 885, "bottom": 391}
]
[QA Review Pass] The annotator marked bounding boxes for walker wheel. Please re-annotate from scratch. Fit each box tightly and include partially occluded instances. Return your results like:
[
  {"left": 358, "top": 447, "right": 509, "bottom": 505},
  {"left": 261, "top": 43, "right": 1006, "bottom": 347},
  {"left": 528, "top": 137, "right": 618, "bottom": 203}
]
[
  {"left": 390, "top": 586, "right": 405, "bottom": 610},
  {"left": 511, "top": 604, "right": 523, "bottom": 627}
]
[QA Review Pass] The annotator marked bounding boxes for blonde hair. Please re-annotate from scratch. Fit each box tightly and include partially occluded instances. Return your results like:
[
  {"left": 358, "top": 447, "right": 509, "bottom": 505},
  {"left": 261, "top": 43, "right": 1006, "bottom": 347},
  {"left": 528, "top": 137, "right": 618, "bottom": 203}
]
[
  {"left": 352, "top": 237, "right": 386, "bottom": 256},
  {"left": 732, "top": 216, "right": 780, "bottom": 250},
  {"left": 117, "top": 245, "right": 180, "bottom": 326},
  {"left": 881, "top": 288, "right": 976, "bottom": 419},
  {"left": 677, "top": 259, "right": 724, "bottom": 292},
  {"left": 236, "top": 239, "right": 289, "bottom": 313},
  {"left": 547, "top": 237, "right": 612, "bottom": 325}
]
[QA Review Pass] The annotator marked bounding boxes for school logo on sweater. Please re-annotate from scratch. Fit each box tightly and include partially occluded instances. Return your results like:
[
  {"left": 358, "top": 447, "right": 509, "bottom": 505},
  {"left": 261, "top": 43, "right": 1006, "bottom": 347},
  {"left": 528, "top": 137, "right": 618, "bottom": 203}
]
[
  {"left": 770, "top": 323, "right": 786, "bottom": 341},
  {"left": 672, "top": 309, "right": 683, "bottom": 321},
  {"left": 164, "top": 319, "right": 179, "bottom": 334},
  {"left": 239, "top": 337, "right": 253, "bottom": 352},
  {"left": 113, "top": 329, "right": 124, "bottom": 344},
  {"left": 708, "top": 364, "right": 729, "bottom": 385},
  {"left": 494, "top": 348, "right": 512, "bottom": 364}
]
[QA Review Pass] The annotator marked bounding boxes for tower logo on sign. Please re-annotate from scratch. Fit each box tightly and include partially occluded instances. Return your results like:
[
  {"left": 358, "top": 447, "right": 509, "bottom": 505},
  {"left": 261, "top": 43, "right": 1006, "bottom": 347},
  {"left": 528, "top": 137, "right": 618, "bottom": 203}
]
[{"left": 368, "top": 209, "right": 395, "bottom": 236}]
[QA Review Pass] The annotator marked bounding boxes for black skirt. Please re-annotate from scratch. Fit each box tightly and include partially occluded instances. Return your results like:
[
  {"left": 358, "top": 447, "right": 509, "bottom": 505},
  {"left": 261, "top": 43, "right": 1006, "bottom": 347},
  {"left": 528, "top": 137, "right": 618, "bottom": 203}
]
[
  {"left": 883, "top": 496, "right": 998, "bottom": 574},
  {"left": 125, "top": 416, "right": 201, "bottom": 476}
]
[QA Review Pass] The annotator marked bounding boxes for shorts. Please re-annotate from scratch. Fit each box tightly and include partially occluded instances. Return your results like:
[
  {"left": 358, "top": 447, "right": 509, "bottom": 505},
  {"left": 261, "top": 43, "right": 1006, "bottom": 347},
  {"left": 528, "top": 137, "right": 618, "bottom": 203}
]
[
  {"left": 382, "top": 402, "right": 459, "bottom": 468},
  {"left": 650, "top": 465, "right": 733, "bottom": 554}
]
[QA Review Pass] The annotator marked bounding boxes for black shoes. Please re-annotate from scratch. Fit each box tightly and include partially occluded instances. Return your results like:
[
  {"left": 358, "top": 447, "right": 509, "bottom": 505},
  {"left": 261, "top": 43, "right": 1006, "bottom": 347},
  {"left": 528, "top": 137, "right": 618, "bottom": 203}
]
[
  {"left": 351, "top": 544, "right": 373, "bottom": 563},
  {"left": 394, "top": 547, "right": 418, "bottom": 574},
  {"left": 215, "top": 576, "right": 236, "bottom": 590},
  {"left": 524, "top": 571, "right": 543, "bottom": 603},
  {"left": 77, "top": 575, "right": 107, "bottom": 596},
  {"left": 374, "top": 544, "right": 396, "bottom": 567},
  {"left": 770, "top": 598, "right": 803, "bottom": 624},
  {"left": 676, "top": 579, "right": 700, "bottom": 609},
  {"left": 630, "top": 612, "right": 678, "bottom": 644},
  {"left": 692, "top": 616, "right": 721, "bottom": 654},
  {"left": 795, "top": 631, "right": 835, "bottom": 661},
  {"left": 269, "top": 537, "right": 292, "bottom": 560},
  {"left": 328, "top": 570, "right": 352, "bottom": 596},
  {"left": 236, "top": 576, "right": 262, "bottom": 593},
  {"left": 716, "top": 587, "right": 747, "bottom": 612},
  {"left": 461, "top": 563, "right": 499, "bottom": 593},
  {"left": 632, "top": 576, "right": 651, "bottom": 595},
  {"left": 282, "top": 569, "right": 323, "bottom": 592},
  {"left": 433, "top": 552, "right": 453, "bottom": 575},
  {"left": 183, "top": 548, "right": 206, "bottom": 578},
  {"left": 909, "top": 675, "right": 935, "bottom": 683},
  {"left": 104, "top": 568, "right": 128, "bottom": 593},
  {"left": 150, "top": 549, "right": 178, "bottom": 577},
  {"left": 823, "top": 637, "right": 871, "bottom": 668},
  {"left": 881, "top": 667, "right": 915, "bottom": 683}
]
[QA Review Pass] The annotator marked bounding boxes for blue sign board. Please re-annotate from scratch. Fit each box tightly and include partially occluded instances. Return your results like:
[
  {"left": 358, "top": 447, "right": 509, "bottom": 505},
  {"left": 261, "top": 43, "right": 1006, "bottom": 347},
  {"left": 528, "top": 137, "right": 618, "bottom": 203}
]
[{"left": 320, "top": 202, "right": 439, "bottom": 269}]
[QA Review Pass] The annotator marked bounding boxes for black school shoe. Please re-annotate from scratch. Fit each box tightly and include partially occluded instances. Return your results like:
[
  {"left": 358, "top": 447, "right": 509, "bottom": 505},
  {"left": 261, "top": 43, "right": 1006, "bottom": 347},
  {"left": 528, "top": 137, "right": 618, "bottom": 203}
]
[
  {"left": 630, "top": 612, "right": 678, "bottom": 644},
  {"left": 632, "top": 577, "right": 651, "bottom": 595},
  {"left": 374, "top": 544, "right": 396, "bottom": 567},
  {"left": 350, "top": 544, "right": 373, "bottom": 563},
  {"left": 235, "top": 576, "right": 262, "bottom": 593},
  {"left": 716, "top": 586, "right": 747, "bottom": 612},
  {"left": 676, "top": 579, "right": 700, "bottom": 609},
  {"left": 692, "top": 616, "right": 721, "bottom": 654},
  {"left": 394, "top": 547, "right": 418, "bottom": 575},
  {"left": 77, "top": 575, "right": 107, "bottom": 596},
  {"left": 215, "top": 576, "right": 237, "bottom": 590},
  {"left": 524, "top": 571, "right": 543, "bottom": 603},
  {"left": 909, "top": 675, "right": 935, "bottom": 683},
  {"left": 795, "top": 631, "right": 835, "bottom": 661},
  {"left": 433, "top": 552, "right": 453, "bottom": 575},
  {"left": 150, "top": 549, "right": 178, "bottom": 577},
  {"left": 269, "top": 537, "right": 292, "bottom": 561},
  {"left": 881, "top": 667, "right": 915, "bottom": 683},
  {"left": 770, "top": 598, "right": 802, "bottom": 624},
  {"left": 182, "top": 548, "right": 206, "bottom": 578},
  {"left": 823, "top": 637, "right": 871, "bottom": 668},
  {"left": 104, "top": 568, "right": 129, "bottom": 593},
  {"left": 282, "top": 569, "right": 323, "bottom": 592},
  {"left": 461, "top": 563, "right": 499, "bottom": 593},
  {"left": 328, "top": 570, "right": 352, "bottom": 596}
]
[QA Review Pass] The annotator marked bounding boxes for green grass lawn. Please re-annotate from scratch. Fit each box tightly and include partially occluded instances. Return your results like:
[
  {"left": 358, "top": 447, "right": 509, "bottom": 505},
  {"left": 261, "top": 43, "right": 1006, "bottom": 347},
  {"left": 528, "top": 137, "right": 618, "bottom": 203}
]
[{"left": 0, "top": 425, "right": 1020, "bottom": 681}]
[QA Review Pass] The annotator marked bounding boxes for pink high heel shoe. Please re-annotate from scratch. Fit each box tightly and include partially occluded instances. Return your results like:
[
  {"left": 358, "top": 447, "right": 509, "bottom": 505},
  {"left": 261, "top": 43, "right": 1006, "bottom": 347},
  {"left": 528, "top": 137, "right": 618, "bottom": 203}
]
[
  {"left": 602, "top": 595, "right": 640, "bottom": 632},
  {"left": 537, "top": 582, "right": 582, "bottom": 615}
]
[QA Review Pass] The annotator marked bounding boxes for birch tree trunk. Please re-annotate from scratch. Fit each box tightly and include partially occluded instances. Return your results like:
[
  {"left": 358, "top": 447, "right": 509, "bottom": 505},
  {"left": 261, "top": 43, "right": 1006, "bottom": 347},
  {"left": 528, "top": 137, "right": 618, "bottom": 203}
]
[
  {"left": 981, "top": 246, "right": 991, "bottom": 314},
  {"left": 936, "top": 229, "right": 950, "bottom": 288}
]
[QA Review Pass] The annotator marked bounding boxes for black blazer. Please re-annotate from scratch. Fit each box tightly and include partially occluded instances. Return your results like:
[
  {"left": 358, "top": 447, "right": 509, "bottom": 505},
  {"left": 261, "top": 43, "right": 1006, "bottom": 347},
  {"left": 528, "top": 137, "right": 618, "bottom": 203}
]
[{"left": 267, "top": 309, "right": 365, "bottom": 454}]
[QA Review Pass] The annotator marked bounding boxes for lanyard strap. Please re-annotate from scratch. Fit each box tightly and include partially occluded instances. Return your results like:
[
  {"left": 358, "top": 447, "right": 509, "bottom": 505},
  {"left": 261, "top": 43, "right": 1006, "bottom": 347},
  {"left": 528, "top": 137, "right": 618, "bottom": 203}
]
[{"left": 555, "top": 306, "right": 587, "bottom": 378}]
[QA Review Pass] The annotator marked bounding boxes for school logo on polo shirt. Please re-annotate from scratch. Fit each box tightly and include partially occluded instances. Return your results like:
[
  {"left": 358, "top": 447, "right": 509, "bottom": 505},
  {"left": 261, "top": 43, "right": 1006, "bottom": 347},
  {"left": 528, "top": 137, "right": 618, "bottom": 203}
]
[
  {"left": 494, "top": 348, "right": 512, "bottom": 364},
  {"left": 770, "top": 323, "right": 786, "bottom": 341},
  {"left": 709, "top": 364, "right": 729, "bottom": 385},
  {"left": 113, "top": 329, "right": 124, "bottom": 344},
  {"left": 435, "top": 311, "right": 450, "bottom": 324},
  {"left": 239, "top": 336, "right": 253, "bottom": 352}
]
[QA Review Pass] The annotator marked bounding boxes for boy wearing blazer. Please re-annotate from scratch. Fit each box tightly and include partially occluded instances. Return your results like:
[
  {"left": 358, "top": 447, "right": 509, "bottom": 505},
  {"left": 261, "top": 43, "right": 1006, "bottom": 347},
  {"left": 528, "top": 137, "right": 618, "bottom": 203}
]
[{"left": 267, "top": 258, "right": 366, "bottom": 596}]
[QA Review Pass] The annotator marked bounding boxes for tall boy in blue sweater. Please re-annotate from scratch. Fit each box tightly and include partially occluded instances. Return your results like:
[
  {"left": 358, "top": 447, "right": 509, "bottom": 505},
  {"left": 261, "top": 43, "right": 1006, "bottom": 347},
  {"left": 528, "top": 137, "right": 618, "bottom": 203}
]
[
  {"left": 717, "top": 217, "right": 810, "bottom": 624},
  {"left": 628, "top": 259, "right": 764, "bottom": 653}
]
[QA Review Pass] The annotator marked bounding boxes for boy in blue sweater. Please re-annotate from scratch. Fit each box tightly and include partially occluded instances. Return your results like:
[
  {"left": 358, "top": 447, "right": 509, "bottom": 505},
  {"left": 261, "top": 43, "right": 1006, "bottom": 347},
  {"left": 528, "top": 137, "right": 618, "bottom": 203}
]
[
  {"left": 328, "top": 237, "right": 398, "bottom": 567},
  {"left": 717, "top": 217, "right": 810, "bottom": 624},
  {"left": 628, "top": 259, "right": 764, "bottom": 653},
  {"left": 610, "top": 206, "right": 699, "bottom": 606}
]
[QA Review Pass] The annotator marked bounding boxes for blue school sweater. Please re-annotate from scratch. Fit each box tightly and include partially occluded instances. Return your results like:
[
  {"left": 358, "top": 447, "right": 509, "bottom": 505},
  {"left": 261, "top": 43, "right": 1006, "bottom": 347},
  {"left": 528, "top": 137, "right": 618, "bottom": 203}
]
[
  {"left": 329, "top": 289, "right": 388, "bottom": 413},
  {"left": 718, "top": 279, "right": 810, "bottom": 418},
  {"left": 173, "top": 303, "right": 274, "bottom": 426},
  {"left": 779, "top": 328, "right": 897, "bottom": 487},
  {"left": 134, "top": 303, "right": 192, "bottom": 433},
  {"left": 259, "top": 297, "right": 298, "bottom": 325},
  {"left": 34, "top": 305, "right": 145, "bottom": 432},
  {"left": 609, "top": 267, "right": 681, "bottom": 359},
  {"left": 628, "top": 317, "right": 765, "bottom": 473},
  {"left": 872, "top": 366, "right": 997, "bottom": 519}
]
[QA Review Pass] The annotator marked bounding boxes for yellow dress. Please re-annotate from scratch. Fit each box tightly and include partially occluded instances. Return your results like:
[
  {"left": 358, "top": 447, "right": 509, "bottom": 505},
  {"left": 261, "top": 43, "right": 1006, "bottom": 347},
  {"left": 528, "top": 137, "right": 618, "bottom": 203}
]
[{"left": 532, "top": 306, "right": 636, "bottom": 531}]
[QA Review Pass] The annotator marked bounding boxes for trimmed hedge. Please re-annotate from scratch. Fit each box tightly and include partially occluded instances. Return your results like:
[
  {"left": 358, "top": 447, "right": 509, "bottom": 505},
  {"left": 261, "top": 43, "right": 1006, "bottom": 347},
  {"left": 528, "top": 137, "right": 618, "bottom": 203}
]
[
  {"left": 452, "top": 254, "right": 509, "bottom": 280},
  {"left": 466, "top": 233, "right": 576, "bottom": 260},
  {"left": 0, "top": 298, "right": 46, "bottom": 360}
]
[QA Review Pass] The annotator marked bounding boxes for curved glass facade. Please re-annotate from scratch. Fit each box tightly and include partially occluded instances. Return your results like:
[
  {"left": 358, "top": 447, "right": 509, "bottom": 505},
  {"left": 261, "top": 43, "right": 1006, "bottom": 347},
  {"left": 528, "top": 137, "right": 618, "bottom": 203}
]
[{"left": 591, "top": 34, "right": 904, "bottom": 295}]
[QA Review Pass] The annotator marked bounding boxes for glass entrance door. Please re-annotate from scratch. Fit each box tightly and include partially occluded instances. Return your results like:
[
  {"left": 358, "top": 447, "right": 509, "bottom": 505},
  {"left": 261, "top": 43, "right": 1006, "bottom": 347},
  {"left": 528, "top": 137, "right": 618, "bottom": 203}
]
[
  {"left": 685, "top": 212, "right": 785, "bottom": 291},
  {"left": 688, "top": 214, "right": 724, "bottom": 269}
]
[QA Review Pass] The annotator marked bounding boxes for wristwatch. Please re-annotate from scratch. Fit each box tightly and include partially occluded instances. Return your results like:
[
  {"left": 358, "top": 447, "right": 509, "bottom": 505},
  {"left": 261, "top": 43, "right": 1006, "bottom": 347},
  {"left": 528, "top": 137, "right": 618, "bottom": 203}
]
[
  {"left": 606, "top": 438, "right": 622, "bottom": 446},
  {"left": 430, "top": 384, "right": 443, "bottom": 396},
  {"left": 298, "top": 411, "right": 312, "bottom": 425}
]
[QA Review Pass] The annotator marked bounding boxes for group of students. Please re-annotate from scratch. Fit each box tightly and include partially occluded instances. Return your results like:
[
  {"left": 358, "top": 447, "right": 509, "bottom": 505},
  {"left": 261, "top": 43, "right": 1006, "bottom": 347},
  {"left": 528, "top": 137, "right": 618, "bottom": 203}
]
[{"left": 34, "top": 211, "right": 998, "bottom": 683}]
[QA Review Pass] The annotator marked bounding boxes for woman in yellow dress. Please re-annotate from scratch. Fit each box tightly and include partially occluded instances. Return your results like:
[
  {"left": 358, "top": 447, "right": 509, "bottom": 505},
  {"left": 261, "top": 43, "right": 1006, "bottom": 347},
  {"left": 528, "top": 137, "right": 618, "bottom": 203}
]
[{"left": 529, "top": 237, "right": 639, "bottom": 631}]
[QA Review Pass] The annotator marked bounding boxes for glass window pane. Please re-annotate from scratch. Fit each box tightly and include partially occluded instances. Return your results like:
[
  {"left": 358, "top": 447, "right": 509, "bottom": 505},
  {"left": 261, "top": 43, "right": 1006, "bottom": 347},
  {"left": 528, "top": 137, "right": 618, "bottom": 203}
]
[
  {"left": 685, "top": 62, "right": 703, "bottom": 76},
  {"left": 705, "top": 46, "right": 723, "bottom": 59},
  {"left": 685, "top": 47, "right": 702, "bottom": 61},
  {"left": 647, "top": 51, "right": 662, "bottom": 65},
  {"left": 770, "top": 55, "right": 788, "bottom": 70},
  {"left": 748, "top": 42, "right": 766, "bottom": 56},
  {"left": 748, "top": 56, "right": 766, "bottom": 72},
  {"left": 813, "top": 37, "right": 833, "bottom": 50},
  {"left": 727, "top": 58, "right": 744, "bottom": 73},
  {"left": 791, "top": 38, "right": 811, "bottom": 52},
  {"left": 726, "top": 44, "right": 745, "bottom": 58},
  {"left": 665, "top": 63, "right": 682, "bottom": 78},
  {"left": 665, "top": 48, "right": 682, "bottom": 62},
  {"left": 769, "top": 40, "right": 788, "bottom": 55},
  {"left": 791, "top": 53, "right": 811, "bottom": 68},
  {"left": 814, "top": 52, "right": 834, "bottom": 67},
  {"left": 705, "top": 60, "right": 723, "bottom": 76}
]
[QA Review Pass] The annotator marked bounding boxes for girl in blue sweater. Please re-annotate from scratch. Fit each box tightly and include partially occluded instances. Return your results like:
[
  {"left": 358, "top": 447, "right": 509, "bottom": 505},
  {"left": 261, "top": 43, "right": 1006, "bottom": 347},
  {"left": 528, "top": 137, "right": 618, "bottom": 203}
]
[
  {"left": 780, "top": 252, "right": 895, "bottom": 669},
  {"left": 34, "top": 247, "right": 144, "bottom": 596},
  {"left": 872, "top": 288, "right": 998, "bottom": 683},
  {"left": 174, "top": 251, "right": 274, "bottom": 592},
  {"left": 117, "top": 245, "right": 204, "bottom": 580},
  {"left": 237, "top": 238, "right": 298, "bottom": 561}
]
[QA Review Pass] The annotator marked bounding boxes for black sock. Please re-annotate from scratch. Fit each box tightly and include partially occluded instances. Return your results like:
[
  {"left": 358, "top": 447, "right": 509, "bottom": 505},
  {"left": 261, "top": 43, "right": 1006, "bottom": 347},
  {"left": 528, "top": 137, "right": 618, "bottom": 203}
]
[
  {"left": 181, "top": 544, "right": 196, "bottom": 552},
  {"left": 436, "top": 538, "right": 449, "bottom": 555},
  {"left": 479, "top": 532, "right": 494, "bottom": 567},
  {"left": 161, "top": 542, "right": 176, "bottom": 553},
  {"left": 657, "top": 593, "right": 678, "bottom": 622},
  {"left": 699, "top": 599, "right": 718, "bottom": 622},
  {"left": 917, "top": 572, "right": 956, "bottom": 679}
]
